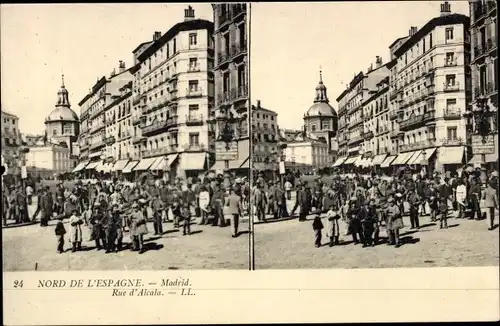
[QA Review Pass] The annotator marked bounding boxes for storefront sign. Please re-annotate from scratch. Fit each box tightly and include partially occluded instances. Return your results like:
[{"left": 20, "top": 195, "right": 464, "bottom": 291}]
[
  {"left": 472, "top": 135, "right": 495, "bottom": 154},
  {"left": 215, "top": 141, "right": 238, "bottom": 161}
]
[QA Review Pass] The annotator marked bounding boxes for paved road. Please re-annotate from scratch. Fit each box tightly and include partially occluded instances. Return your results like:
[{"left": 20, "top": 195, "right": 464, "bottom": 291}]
[
  {"left": 3, "top": 202, "right": 249, "bottom": 271},
  {"left": 254, "top": 209, "right": 500, "bottom": 269}
]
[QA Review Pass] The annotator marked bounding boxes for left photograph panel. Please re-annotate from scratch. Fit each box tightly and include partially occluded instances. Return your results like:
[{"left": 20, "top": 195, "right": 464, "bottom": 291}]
[{"left": 1, "top": 3, "right": 251, "bottom": 271}]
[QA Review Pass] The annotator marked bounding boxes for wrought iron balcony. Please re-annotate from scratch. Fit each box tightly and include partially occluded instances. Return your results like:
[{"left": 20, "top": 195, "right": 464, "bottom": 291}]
[
  {"left": 400, "top": 114, "right": 424, "bottom": 130},
  {"left": 231, "top": 41, "right": 247, "bottom": 58},
  {"left": 104, "top": 136, "right": 116, "bottom": 145},
  {"left": 216, "top": 91, "right": 231, "bottom": 107},
  {"left": 363, "top": 131, "right": 374, "bottom": 139},
  {"left": 443, "top": 82, "right": 460, "bottom": 92},
  {"left": 444, "top": 58, "right": 458, "bottom": 67},
  {"left": 423, "top": 110, "right": 436, "bottom": 122},
  {"left": 90, "top": 139, "right": 106, "bottom": 150},
  {"left": 186, "top": 88, "right": 203, "bottom": 98},
  {"left": 348, "top": 135, "right": 364, "bottom": 144},
  {"left": 142, "top": 116, "right": 178, "bottom": 137},
  {"left": 390, "top": 130, "right": 400, "bottom": 138},
  {"left": 132, "top": 136, "right": 147, "bottom": 144},
  {"left": 474, "top": 46, "right": 485, "bottom": 58},
  {"left": 132, "top": 116, "right": 142, "bottom": 125},
  {"left": 185, "top": 114, "right": 204, "bottom": 126},
  {"left": 232, "top": 3, "right": 246, "bottom": 19},
  {"left": 187, "top": 64, "right": 201, "bottom": 73},
  {"left": 183, "top": 143, "right": 206, "bottom": 152},
  {"left": 441, "top": 137, "right": 464, "bottom": 146},
  {"left": 486, "top": 81, "right": 497, "bottom": 95},
  {"left": 443, "top": 108, "right": 462, "bottom": 120},
  {"left": 217, "top": 52, "right": 231, "bottom": 66},
  {"left": 486, "top": 38, "right": 497, "bottom": 52}
]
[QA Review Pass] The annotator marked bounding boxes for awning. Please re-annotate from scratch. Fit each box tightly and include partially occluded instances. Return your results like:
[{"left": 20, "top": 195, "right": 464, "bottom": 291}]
[
  {"left": 133, "top": 157, "right": 158, "bottom": 171},
  {"left": 468, "top": 155, "right": 484, "bottom": 165},
  {"left": 332, "top": 156, "right": 347, "bottom": 167},
  {"left": 364, "top": 157, "right": 374, "bottom": 167},
  {"left": 391, "top": 152, "right": 412, "bottom": 165},
  {"left": 485, "top": 154, "right": 498, "bottom": 163},
  {"left": 438, "top": 146, "right": 464, "bottom": 165},
  {"left": 94, "top": 162, "right": 105, "bottom": 172},
  {"left": 113, "top": 160, "right": 129, "bottom": 171},
  {"left": 405, "top": 151, "right": 422, "bottom": 165},
  {"left": 85, "top": 161, "right": 100, "bottom": 170},
  {"left": 371, "top": 154, "right": 387, "bottom": 166},
  {"left": 380, "top": 155, "right": 396, "bottom": 168},
  {"left": 210, "top": 161, "right": 227, "bottom": 171},
  {"left": 344, "top": 155, "right": 361, "bottom": 165},
  {"left": 181, "top": 153, "right": 207, "bottom": 170},
  {"left": 122, "top": 161, "right": 139, "bottom": 173},
  {"left": 72, "top": 161, "right": 89, "bottom": 173},
  {"left": 150, "top": 156, "right": 166, "bottom": 171},
  {"left": 103, "top": 162, "right": 114, "bottom": 173},
  {"left": 229, "top": 156, "right": 250, "bottom": 169}
]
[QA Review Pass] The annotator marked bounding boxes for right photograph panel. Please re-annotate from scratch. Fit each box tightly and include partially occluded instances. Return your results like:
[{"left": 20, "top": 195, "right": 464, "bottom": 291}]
[{"left": 250, "top": 1, "right": 499, "bottom": 269}]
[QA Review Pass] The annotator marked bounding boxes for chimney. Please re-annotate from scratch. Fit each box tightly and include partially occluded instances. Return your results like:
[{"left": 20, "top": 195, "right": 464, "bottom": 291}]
[
  {"left": 409, "top": 26, "right": 418, "bottom": 36},
  {"left": 184, "top": 5, "right": 195, "bottom": 21},
  {"left": 110, "top": 68, "right": 116, "bottom": 77},
  {"left": 257, "top": 100, "right": 261, "bottom": 108},
  {"left": 368, "top": 63, "right": 373, "bottom": 73},
  {"left": 375, "top": 55, "right": 383, "bottom": 68},
  {"left": 440, "top": 1, "right": 451, "bottom": 16},
  {"left": 153, "top": 31, "right": 162, "bottom": 41},
  {"left": 118, "top": 60, "right": 126, "bottom": 73}
]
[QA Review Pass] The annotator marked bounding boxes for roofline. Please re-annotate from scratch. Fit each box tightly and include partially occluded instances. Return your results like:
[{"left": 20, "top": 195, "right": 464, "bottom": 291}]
[
  {"left": 132, "top": 41, "right": 153, "bottom": 54},
  {"left": 103, "top": 91, "right": 132, "bottom": 112},
  {"left": 394, "top": 14, "right": 470, "bottom": 57},
  {"left": 137, "top": 19, "right": 214, "bottom": 63},
  {"left": 388, "top": 36, "right": 407, "bottom": 49},
  {"left": 362, "top": 85, "right": 389, "bottom": 106}
]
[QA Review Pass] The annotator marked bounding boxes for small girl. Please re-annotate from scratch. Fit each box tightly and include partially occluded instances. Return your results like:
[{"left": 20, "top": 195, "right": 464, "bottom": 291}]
[
  {"left": 326, "top": 204, "right": 341, "bottom": 247},
  {"left": 312, "top": 213, "right": 324, "bottom": 248},
  {"left": 55, "top": 215, "right": 66, "bottom": 254},
  {"left": 439, "top": 197, "right": 448, "bottom": 229}
]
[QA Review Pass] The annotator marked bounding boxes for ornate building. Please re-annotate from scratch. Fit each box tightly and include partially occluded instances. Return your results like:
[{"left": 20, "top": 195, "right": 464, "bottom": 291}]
[
  {"left": 44, "top": 75, "right": 80, "bottom": 168},
  {"left": 303, "top": 70, "right": 338, "bottom": 152}
]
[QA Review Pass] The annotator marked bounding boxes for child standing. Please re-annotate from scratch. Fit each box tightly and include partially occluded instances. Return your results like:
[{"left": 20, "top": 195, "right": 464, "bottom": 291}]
[
  {"left": 312, "top": 213, "right": 324, "bottom": 248},
  {"left": 326, "top": 204, "right": 341, "bottom": 247},
  {"left": 182, "top": 202, "right": 192, "bottom": 236},
  {"left": 69, "top": 209, "right": 84, "bottom": 252},
  {"left": 55, "top": 216, "right": 66, "bottom": 254},
  {"left": 439, "top": 197, "right": 448, "bottom": 229}
]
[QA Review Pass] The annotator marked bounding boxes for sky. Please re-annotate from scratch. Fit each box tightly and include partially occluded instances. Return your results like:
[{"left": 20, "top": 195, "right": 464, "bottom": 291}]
[
  {"left": 250, "top": 1, "right": 470, "bottom": 130},
  {"left": 0, "top": 3, "right": 212, "bottom": 134}
]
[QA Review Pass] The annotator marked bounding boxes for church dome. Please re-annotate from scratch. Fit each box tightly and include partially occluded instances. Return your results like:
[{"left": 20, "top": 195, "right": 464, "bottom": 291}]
[
  {"left": 305, "top": 69, "right": 337, "bottom": 118},
  {"left": 306, "top": 102, "right": 337, "bottom": 117},
  {"left": 46, "top": 106, "right": 79, "bottom": 122},
  {"left": 45, "top": 74, "right": 79, "bottom": 123}
]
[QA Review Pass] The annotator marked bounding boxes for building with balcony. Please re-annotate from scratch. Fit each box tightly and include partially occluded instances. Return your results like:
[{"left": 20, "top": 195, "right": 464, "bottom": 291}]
[
  {"left": 78, "top": 62, "right": 134, "bottom": 169},
  {"left": 389, "top": 2, "right": 471, "bottom": 172},
  {"left": 1, "top": 109, "right": 22, "bottom": 173},
  {"left": 44, "top": 75, "right": 80, "bottom": 169},
  {"left": 24, "top": 145, "right": 72, "bottom": 178},
  {"left": 468, "top": 0, "right": 498, "bottom": 166},
  {"left": 211, "top": 3, "right": 249, "bottom": 171},
  {"left": 335, "top": 56, "right": 390, "bottom": 167},
  {"left": 130, "top": 6, "right": 215, "bottom": 179},
  {"left": 250, "top": 100, "right": 279, "bottom": 170},
  {"left": 282, "top": 134, "right": 332, "bottom": 174}
]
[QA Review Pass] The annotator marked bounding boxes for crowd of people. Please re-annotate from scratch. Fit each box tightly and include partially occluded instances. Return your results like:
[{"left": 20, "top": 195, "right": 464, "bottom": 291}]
[
  {"left": 251, "top": 166, "right": 499, "bottom": 248},
  {"left": 2, "top": 172, "right": 250, "bottom": 254}
]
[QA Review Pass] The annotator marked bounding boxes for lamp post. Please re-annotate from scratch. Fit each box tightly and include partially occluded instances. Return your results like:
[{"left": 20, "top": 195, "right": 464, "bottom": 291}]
[
  {"left": 463, "top": 96, "right": 492, "bottom": 184},
  {"left": 420, "top": 149, "right": 427, "bottom": 179}
]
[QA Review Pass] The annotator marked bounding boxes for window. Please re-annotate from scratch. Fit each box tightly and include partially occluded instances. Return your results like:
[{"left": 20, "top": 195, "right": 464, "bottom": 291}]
[
  {"left": 446, "top": 98, "right": 457, "bottom": 110},
  {"left": 223, "top": 72, "right": 230, "bottom": 93},
  {"left": 53, "top": 129, "right": 57, "bottom": 136},
  {"left": 189, "top": 58, "right": 198, "bottom": 71},
  {"left": 445, "top": 52, "right": 455, "bottom": 65},
  {"left": 429, "top": 33, "right": 433, "bottom": 47},
  {"left": 423, "top": 38, "right": 426, "bottom": 52},
  {"left": 189, "top": 33, "right": 197, "bottom": 46},
  {"left": 173, "top": 38, "right": 176, "bottom": 53},
  {"left": 445, "top": 28, "right": 454, "bottom": 41},
  {"left": 445, "top": 75, "right": 456, "bottom": 86},
  {"left": 311, "top": 125, "right": 316, "bottom": 132},
  {"left": 224, "top": 33, "right": 230, "bottom": 54},
  {"left": 188, "top": 80, "right": 199, "bottom": 92},
  {"left": 447, "top": 126, "right": 457, "bottom": 140}
]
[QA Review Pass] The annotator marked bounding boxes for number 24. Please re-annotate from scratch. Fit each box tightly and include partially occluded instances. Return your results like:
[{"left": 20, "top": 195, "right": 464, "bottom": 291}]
[{"left": 13, "top": 280, "right": 23, "bottom": 288}]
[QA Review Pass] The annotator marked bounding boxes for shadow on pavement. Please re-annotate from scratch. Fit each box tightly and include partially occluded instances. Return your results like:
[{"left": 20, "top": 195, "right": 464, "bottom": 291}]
[
  {"left": 144, "top": 243, "right": 164, "bottom": 251},
  {"left": 448, "top": 224, "right": 459, "bottom": 228},
  {"left": 400, "top": 229, "right": 419, "bottom": 237},
  {"left": 400, "top": 236, "right": 420, "bottom": 246},
  {"left": 189, "top": 230, "right": 203, "bottom": 235},
  {"left": 2, "top": 221, "right": 37, "bottom": 229},
  {"left": 237, "top": 230, "right": 249, "bottom": 236},
  {"left": 255, "top": 216, "right": 297, "bottom": 225}
]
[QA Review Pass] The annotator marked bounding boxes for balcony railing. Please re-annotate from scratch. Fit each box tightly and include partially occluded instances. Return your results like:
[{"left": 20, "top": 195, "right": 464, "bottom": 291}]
[
  {"left": 183, "top": 143, "right": 206, "bottom": 152},
  {"left": 443, "top": 82, "right": 460, "bottom": 92},
  {"left": 132, "top": 136, "right": 147, "bottom": 144},
  {"left": 474, "top": 46, "right": 485, "bottom": 58},
  {"left": 443, "top": 107, "right": 462, "bottom": 119},
  {"left": 187, "top": 64, "right": 201, "bottom": 73},
  {"left": 217, "top": 52, "right": 231, "bottom": 66},
  {"left": 216, "top": 91, "right": 231, "bottom": 106},
  {"left": 90, "top": 139, "right": 105, "bottom": 150},
  {"left": 390, "top": 130, "right": 400, "bottom": 138},
  {"left": 423, "top": 110, "right": 436, "bottom": 122},
  {"left": 486, "top": 38, "right": 497, "bottom": 52},
  {"left": 185, "top": 114, "right": 204, "bottom": 126},
  {"left": 142, "top": 116, "right": 178, "bottom": 136},
  {"left": 444, "top": 59, "right": 458, "bottom": 67},
  {"left": 441, "top": 137, "right": 464, "bottom": 146},
  {"left": 104, "top": 136, "right": 116, "bottom": 145},
  {"left": 132, "top": 116, "right": 142, "bottom": 125},
  {"left": 400, "top": 114, "right": 423, "bottom": 130},
  {"left": 186, "top": 88, "right": 203, "bottom": 98},
  {"left": 363, "top": 131, "right": 374, "bottom": 139},
  {"left": 486, "top": 81, "right": 497, "bottom": 95},
  {"left": 348, "top": 135, "right": 364, "bottom": 144},
  {"left": 399, "top": 139, "right": 437, "bottom": 152},
  {"left": 231, "top": 41, "right": 247, "bottom": 58},
  {"left": 141, "top": 145, "right": 178, "bottom": 158}
]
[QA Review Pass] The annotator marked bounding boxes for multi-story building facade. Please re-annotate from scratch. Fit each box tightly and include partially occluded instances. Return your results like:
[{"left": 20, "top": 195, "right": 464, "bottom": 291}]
[
  {"left": 1, "top": 109, "right": 21, "bottom": 171},
  {"left": 77, "top": 62, "right": 134, "bottom": 167},
  {"left": 128, "top": 6, "right": 215, "bottom": 179},
  {"left": 282, "top": 135, "right": 332, "bottom": 173},
  {"left": 211, "top": 3, "right": 249, "bottom": 171},
  {"left": 251, "top": 100, "right": 279, "bottom": 170},
  {"left": 389, "top": 2, "right": 471, "bottom": 173},
  {"left": 468, "top": 0, "right": 497, "bottom": 166},
  {"left": 335, "top": 57, "right": 389, "bottom": 167}
]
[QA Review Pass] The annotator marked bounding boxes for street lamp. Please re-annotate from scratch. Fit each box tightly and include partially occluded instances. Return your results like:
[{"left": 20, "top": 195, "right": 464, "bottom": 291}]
[{"left": 420, "top": 149, "right": 427, "bottom": 178}]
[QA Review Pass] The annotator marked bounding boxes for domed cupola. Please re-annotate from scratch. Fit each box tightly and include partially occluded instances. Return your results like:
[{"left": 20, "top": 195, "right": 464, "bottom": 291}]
[
  {"left": 305, "top": 70, "right": 337, "bottom": 118},
  {"left": 46, "top": 74, "right": 79, "bottom": 123}
]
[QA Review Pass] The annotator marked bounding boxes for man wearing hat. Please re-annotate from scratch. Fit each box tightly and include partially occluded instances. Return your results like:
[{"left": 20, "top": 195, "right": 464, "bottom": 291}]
[
  {"left": 266, "top": 180, "right": 276, "bottom": 218},
  {"left": 106, "top": 205, "right": 123, "bottom": 253},
  {"left": 385, "top": 196, "right": 403, "bottom": 248},
  {"left": 483, "top": 179, "right": 499, "bottom": 231},
  {"left": 211, "top": 181, "right": 226, "bottom": 227},
  {"left": 469, "top": 177, "right": 483, "bottom": 220}
]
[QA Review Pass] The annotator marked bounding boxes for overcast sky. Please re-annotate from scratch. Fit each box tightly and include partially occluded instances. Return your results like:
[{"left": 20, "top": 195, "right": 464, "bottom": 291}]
[
  {"left": 1, "top": 3, "right": 212, "bottom": 134},
  {"left": 250, "top": 1, "right": 469, "bottom": 130}
]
